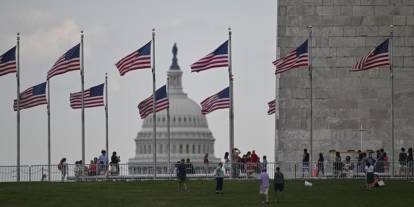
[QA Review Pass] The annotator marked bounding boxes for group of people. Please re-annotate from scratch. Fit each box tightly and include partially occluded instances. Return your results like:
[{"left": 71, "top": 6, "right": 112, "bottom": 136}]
[
  {"left": 58, "top": 150, "right": 121, "bottom": 181},
  {"left": 301, "top": 147, "right": 413, "bottom": 178},
  {"left": 230, "top": 148, "right": 268, "bottom": 177},
  {"left": 398, "top": 147, "right": 414, "bottom": 176},
  {"left": 175, "top": 158, "right": 285, "bottom": 204}
]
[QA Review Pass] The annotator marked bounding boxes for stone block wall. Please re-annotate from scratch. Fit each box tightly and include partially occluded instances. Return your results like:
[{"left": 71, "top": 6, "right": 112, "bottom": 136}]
[{"left": 277, "top": 0, "right": 414, "bottom": 162}]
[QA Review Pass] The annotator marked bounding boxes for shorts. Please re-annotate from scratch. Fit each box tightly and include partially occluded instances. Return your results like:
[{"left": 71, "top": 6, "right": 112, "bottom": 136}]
[
  {"left": 274, "top": 183, "right": 284, "bottom": 192},
  {"left": 260, "top": 187, "right": 269, "bottom": 194}
]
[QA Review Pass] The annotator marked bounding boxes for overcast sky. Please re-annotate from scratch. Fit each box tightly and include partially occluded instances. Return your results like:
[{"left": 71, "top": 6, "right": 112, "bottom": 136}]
[{"left": 0, "top": 0, "right": 277, "bottom": 165}]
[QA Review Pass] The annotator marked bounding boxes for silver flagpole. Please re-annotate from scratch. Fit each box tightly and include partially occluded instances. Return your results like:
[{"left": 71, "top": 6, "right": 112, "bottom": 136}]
[
  {"left": 308, "top": 26, "right": 313, "bottom": 165},
  {"left": 47, "top": 79, "right": 51, "bottom": 182},
  {"left": 81, "top": 31, "right": 85, "bottom": 166},
  {"left": 274, "top": 3, "right": 279, "bottom": 165},
  {"left": 16, "top": 33, "right": 21, "bottom": 182},
  {"left": 228, "top": 28, "right": 235, "bottom": 178},
  {"left": 105, "top": 73, "right": 109, "bottom": 158},
  {"left": 390, "top": 25, "right": 395, "bottom": 177},
  {"left": 167, "top": 75, "right": 171, "bottom": 176},
  {"left": 152, "top": 29, "right": 157, "bottom": 179}
]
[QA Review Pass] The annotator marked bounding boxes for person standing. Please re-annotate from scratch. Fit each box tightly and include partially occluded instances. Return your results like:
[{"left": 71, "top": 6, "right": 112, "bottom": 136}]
[
  {"left": 224, "top": 152, "right": 230, "bottom": 174},
  {"left": 408, "top": 148, "right": 413, "bottom": 176},
  {"left": 58, "top": 158, "right": 68, "bottom": 182},
  {"left": 214, "top": 162, "right": 224, "bottom": 194},
  {"left": 302, "top": 149, "right": 310, "bottom": 178},
  {"left": 259, "top": 168, "right": 270, "bottom": 204},
  {"left": 273, "top": 167, "right": 285, "bottom": 203},
  {"left": 98, "top": 150, "right": 108, "bottom": 174},
  {"left": 110, "top": 151, "right": 120, "bottom": 175},
  {"left": 177, "top": 159, "right": 188, "bottom": 192},
  {"left": 399, "top": 148, "right": 407, "bottom": 176},
  {"left": 317, "top": 153, "right": 324, "bottom": 176},
  {"left": 365, "top": 162, "right": 375, "bottom": 190},
  {"left": 204, "top": 153, "right": 209, "bottom": 174}
]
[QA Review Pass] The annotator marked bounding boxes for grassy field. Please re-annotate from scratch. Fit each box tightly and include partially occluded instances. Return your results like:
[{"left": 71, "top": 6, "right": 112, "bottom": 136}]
[{"left": 0, "top": 179, "right": 413, "bottom": 207}]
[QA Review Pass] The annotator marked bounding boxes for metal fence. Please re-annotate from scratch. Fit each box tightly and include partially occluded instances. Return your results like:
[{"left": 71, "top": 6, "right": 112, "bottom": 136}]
[{"left": 1, "top": 161, "right": 413, "bottom": 182}]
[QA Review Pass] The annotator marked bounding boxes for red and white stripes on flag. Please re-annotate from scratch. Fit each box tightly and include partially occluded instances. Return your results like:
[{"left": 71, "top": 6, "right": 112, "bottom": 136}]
[
  {"left": 273, "top": 40, "right": 309, "bottom": 74},
  {"left": 352, "top": 39, "right": 390, "bottom": 72},
  {"left": 13, "top": 82, "right": 47, "bottom": 111},
  {"left": 200, "top": 87, "right": 230, "bottom": 115},
  {"left": 267, "top": 99, "right": 276, "bottom": 115},
  {"left": 138, "top": 85, "right": 169, "bottom": 119},
  {"left": 0, "top": 46, "right": 16, "bottom": 77},
  {"left": 191, "top": 41, "right": 229, "bottom": 72},
  {"left": 115, "top": 41, "right": 151, "bottom": 76},
  {"left": 70, "top": 84, "right": 104, "bottom": 109},
  {"left": 47, "top": 44, "right": 80, "bottom": 80}
]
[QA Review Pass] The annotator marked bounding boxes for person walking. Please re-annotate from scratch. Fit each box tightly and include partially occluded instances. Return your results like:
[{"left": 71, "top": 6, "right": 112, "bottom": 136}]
[
  {"left": 214, "top": 162, "right": 224, "bottom": 194},
  {"left": 273, "top": 167, "right": 285, "bottom": 203},
  {"left": 259, "top": 168, "right": 270, "bottom": 204},
  {"left": 177, "top": 159, "right": 188, "bottom": 192}
]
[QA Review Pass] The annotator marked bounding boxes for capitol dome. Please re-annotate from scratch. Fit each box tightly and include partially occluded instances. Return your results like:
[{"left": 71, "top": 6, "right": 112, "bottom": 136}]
[{"left": 128, "top": 43, "right": 220, "bottom": 172}]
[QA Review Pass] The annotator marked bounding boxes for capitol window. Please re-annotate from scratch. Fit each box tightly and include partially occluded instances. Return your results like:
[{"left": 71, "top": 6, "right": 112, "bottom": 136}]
[
  {"left": 144, "top": 145, "right": 147, "bottom": 154},
  {"left": 179, "top": 144, "right": 183, "bottom": 154},
  {"left": 186, "top": 144, "right": 189, "bottom": 154},
  {"left": 192, "top": 144, "right": 195, "bottom": 154}
]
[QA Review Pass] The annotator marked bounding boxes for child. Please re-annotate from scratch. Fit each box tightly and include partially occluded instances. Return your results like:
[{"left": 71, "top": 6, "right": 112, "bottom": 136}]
[
  {"left": 260, "top": 168, "right": 270, "bottom": 204},
  {"left": 365, "top": 162, "right": 375, "bottom": 190},
  {"left": 214, "top": 162, "right": 224, "bottom": 194},
  {"left": 273, "top": 167, "right": 284, "bottom": 203}
]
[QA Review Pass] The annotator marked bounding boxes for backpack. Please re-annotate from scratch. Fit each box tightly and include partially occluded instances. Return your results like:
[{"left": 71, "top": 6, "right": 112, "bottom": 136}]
[{"left": 58, "top": 163, "right": 62, "bottom": 170}]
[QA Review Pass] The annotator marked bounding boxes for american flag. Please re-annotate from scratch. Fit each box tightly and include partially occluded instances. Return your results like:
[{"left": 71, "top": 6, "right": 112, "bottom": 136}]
[
  {"left": 191, "top": 41, "right": 228, "bottom": 72},
  {"left": 70, "top": 83, "right": 104, "bottom": 109},
  {"left": 273, "top": 40, "right": 309, "bottom": 74},
  {"left": 200, "top": 87, "right": 230, "bottom": 115},
  {"left": 138, "top": 85, "right": 169, "bottom": 119},
  {"left": 13, "top": 82, "right": 47, "bottom": 111},
  {"left": 352, "top": 39, "right": 390, "bottom": 72},
  {"left": 267, "top": 99, "right": 276, "bottom": 115},
  {"left": 0, "top": 46, "right": 16, "bottom": 77},
  {"left": 47, "top": 44, "right": 80, "bottom": 80},
  {"left": 115, "top": 41, "right": 151, "bottom": 76}
]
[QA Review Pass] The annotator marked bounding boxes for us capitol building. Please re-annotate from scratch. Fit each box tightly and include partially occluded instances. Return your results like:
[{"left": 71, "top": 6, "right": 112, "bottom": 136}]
[{"left": 128, "top": 44, "right": 220, "bottom": 174}]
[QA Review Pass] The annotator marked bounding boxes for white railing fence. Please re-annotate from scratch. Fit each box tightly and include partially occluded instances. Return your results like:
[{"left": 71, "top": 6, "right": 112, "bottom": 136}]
[{"left": 1, "top": 161, "right": 413, "bottom": 182}]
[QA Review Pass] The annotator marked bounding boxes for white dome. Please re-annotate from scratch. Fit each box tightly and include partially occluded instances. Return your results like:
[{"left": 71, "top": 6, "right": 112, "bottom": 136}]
[{"left": 129, "top": 44, "right": 220, "bottom": 165}]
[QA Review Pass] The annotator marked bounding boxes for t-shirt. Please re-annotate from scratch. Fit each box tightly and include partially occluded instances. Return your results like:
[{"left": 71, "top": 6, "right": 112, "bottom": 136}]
[
  {"left": 215, "top": 166, "right": 224, "bottom": 178},
  {"left": 303, "top": 153, "right": 309, "bottom": 162},
  {"left": 365, "top": 165, "right": 374, "bottom": 173},
  {"left": 260, "top": 172, "right": 270, "bottom": 188},
  {"left": 177, "top": 163, "right": 187, "bottom": 178},
  {"left": 274, "top": 172, "right": 284, "bottom": 184}
]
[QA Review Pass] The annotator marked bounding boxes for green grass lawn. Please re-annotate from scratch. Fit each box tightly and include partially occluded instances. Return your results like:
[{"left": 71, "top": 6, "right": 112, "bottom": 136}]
[{"left": 0, "top": 180, "right": 413, "bottom": 207}]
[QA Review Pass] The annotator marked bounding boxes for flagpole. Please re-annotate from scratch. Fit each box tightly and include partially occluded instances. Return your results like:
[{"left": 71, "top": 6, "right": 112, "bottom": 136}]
[
  {"left": 16, "top": 32, "right": 21, "bottom": 182},
  {"left": 274, "top": 4, "right": 279, "bottom": 165},
  {"left": 167, "top": 76, "right": 171, "bottom": 176},
  {"left": 228, "top": 28, "right": 235, "bottom": 178},
  {"left": 152, "top": 28, "right": 157, "bottom": 179},
  {"left": 308, "top": 26, "right": 313, "bottom": 165},
  {"left": 81, "top": 31, "right": 85, "bottom": 166},
  {"left": 105, "top": 73, "right": 109, "bottom": 158},
  {"left": 47, "top": 79, "right": 51, "bottom": 182},
  {"left": 390, "top": 25, "right": 395, "bottom": 177}
]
